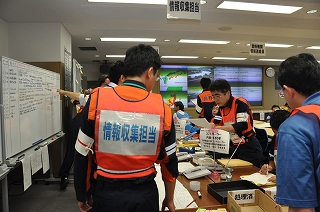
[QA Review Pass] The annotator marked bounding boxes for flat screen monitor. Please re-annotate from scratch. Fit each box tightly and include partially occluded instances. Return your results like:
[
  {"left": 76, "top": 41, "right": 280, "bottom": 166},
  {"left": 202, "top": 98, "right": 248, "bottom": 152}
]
[{"left": 159, "top": 65, "right": 262, "bottom": 107}]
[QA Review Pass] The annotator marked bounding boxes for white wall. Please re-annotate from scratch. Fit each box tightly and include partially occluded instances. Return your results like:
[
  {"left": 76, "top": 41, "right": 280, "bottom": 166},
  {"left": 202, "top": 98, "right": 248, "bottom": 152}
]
[
  {"left": 60, "top": 24, "right": 72, "bottom": 63},
  {"left": 0, "top": 18, "right": 8, "bottom": 57},
  {"left": 8, "top": 23, "right": 62, "bottom": 62},
  {"left": 81, "top": 63, "right": 101, "bottom": 81}
]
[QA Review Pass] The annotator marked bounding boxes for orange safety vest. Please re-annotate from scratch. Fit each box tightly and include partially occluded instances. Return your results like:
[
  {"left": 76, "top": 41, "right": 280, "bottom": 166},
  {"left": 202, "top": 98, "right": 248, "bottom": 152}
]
[
  {"left": 198, "top": 90, "right": 215, "bottom": 119},
  {"left": 219, "top": 97, "right": 255, "bottom": 144},
  {"left": 88, "top": 87, "right": 165, "bottom": 179},
  {"left": 290, "top": 104, "right": 320, "bottom": 118}
]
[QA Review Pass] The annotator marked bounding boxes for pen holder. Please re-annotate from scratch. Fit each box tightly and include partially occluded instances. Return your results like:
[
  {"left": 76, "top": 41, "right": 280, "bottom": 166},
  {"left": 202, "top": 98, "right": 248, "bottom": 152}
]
[{"left": 211, "top": 171, "right": 220, "bottom": 179}]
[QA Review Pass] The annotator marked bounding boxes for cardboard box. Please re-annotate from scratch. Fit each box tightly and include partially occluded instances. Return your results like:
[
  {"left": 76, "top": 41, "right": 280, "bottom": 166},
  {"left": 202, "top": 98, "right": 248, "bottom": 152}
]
[
  {"left": 265, "top": 189, "right": 289, "bottom": 212},
  {"left": 227, "top": 189, "right": 283, "bottom": 212},
  {"left": 207, "top": 180, "right": 263, "bottom": 204}
]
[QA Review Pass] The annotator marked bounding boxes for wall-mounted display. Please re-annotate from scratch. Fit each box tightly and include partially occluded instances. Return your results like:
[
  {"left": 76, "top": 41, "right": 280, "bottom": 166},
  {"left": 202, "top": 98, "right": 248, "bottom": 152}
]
[{"left": 159, "top": 65, "right": 263, "bottom": 107}]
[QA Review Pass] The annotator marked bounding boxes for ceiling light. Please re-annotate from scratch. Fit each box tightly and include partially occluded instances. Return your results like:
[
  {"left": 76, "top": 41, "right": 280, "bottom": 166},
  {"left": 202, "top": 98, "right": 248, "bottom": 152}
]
[
  {"left": 106, "top": 55, "right": 125, "bottom": 57},
  {"left": 164, "top": 39, "right": 170, "bottom": 42},
  {"left": 179, "top": 39, "right": 230, "bottom": 44},
  {"left": 212, "top": 57, "right": 247, "bottom": 60},
  {"left": 101, "top": 38, "right": 156, "bottom": 42},
  {"left": 306, "top": 9, "right": 317, "bottom": 14},
  {"left": 297, "top": 46, "right": 303, "bottom": 48},
  {"left": 161, "top": 56, "right": 198, "bottom": 59},
  {"left": 258, "top": 59, "right": 285, "bottom": 62},
  {"left": 236, "top": 42, "right": 241, "bottom": 45},
  {"left": 217, "top": 1, "right": 302, "bottom": 14},
  {"left": 265, "top": 43, "right": 293, "bottom": 48},
  {"left": 85, "top": 37, "right": 92, "bottom": 41},
  {"left": 88, "top": 0, "right": 206, "bottom": 4},
  {"left": 306, "top": 46, "right": 320, "bottom": 49},
  {"left": 95, "top": 55, "right": 100, "bottom": 57}
]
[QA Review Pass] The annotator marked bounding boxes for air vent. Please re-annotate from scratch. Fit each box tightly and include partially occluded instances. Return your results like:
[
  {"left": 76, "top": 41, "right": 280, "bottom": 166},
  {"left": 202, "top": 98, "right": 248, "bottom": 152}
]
[
  {"left": 79, "top": 47, "right": 97, "bottom": 51},
  {"left": 92, "top": 60, "right": 100, "bottom": 62}
]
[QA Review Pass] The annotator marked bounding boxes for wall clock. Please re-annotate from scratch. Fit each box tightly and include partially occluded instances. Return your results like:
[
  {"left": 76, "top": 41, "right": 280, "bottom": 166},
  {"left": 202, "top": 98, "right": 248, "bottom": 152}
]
[{"left": 265, "top": 67, "right": 275, "bottom": 78}]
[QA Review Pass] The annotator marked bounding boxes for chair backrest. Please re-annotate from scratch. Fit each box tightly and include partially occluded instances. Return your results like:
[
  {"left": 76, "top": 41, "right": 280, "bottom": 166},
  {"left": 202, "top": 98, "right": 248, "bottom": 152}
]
[{"left": 254, "top": 127, "right": 269, "bottom": 152}]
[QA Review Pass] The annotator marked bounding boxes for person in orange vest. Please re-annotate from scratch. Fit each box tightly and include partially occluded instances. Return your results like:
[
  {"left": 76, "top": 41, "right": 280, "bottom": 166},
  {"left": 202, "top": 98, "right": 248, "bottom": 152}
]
[
  {"left": 195, "top": 77, "right": 216, "bottom": 122},
  {"left": 275, "top": 53, "right": 320, "bottom": 212},
  {"left": 57, "top": 62, "right": 124, "bottom": 190},
  {"left": 209, "top": 79, "right": 263, "bottom": 168},
  {"left": 74, "top": 44, "right": 178, "bottom": 212},
  {"left": 280, "top": 102, "right": 292, "bottom": 113}
]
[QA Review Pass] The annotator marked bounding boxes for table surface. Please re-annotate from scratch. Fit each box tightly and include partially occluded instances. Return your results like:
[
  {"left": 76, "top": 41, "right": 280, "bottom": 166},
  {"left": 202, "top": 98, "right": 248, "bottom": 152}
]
[
  {"left": 174, "top": 165, "right": 261, "bottom": 212},
  {"left": 253, "top": 120, "right": 274, "bottom": 137}
]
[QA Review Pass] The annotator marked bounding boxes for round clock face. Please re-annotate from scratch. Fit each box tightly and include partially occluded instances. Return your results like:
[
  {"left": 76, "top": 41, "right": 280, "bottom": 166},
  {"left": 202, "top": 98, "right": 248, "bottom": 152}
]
[{"left": 266, "top": 67, "right": 275, "bottom": 77}]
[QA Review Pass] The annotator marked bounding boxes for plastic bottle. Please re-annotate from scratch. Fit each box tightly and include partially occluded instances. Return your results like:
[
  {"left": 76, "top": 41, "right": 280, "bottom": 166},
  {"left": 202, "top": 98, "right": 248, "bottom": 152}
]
[{"left": 225, "top": 167, "right": 232, "bottom": 182}]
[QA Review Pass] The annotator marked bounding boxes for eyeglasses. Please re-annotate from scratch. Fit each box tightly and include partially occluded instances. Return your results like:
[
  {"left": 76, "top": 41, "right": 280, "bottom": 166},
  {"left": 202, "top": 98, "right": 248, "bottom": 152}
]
[
  {"left": 278, "top": 88, "right": 285, "bottom": 98},
  {"left": 212, "top": 93, "right": 226, "bottom": 99},
  {"left": 156, "top": 77, "right": 160, "bottom": 81}
]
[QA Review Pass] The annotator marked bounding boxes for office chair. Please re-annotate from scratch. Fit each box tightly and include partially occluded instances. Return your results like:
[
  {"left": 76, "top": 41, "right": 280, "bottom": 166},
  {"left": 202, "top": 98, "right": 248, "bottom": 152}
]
[{"left": 254, "top": 127, "right": 270, "bottom": 164}]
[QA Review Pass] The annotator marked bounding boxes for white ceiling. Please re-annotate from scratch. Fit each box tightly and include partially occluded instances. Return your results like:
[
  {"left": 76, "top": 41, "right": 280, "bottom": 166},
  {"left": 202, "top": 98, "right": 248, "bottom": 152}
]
[{"left": 1, "top": 0, "right": 319, "bottom": 68}]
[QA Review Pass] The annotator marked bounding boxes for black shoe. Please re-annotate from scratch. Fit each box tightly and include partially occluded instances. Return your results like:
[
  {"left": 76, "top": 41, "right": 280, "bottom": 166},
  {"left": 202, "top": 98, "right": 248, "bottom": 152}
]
[{"left": 60, "top": 177, "right": 69, "bottom": 190}]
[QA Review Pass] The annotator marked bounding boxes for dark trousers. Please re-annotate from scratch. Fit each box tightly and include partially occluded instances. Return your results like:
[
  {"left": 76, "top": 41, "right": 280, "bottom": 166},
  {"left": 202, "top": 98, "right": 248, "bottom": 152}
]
[
  {"left": 233, "top": 135, "right": 263, "bottom": 168},
  {"left": 58, "top": 113, "right": 82, "bottom": 177},
  {"left": 92, "top": 179, "right": 159, "bottom": 212}
]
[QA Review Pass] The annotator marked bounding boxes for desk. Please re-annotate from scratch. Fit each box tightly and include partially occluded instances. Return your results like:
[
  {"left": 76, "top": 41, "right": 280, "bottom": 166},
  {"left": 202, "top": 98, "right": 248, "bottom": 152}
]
[
  {"left": 173, "top": 162, "right": 274, "bottom": 212},
  {"left": 208, "top": 166, "right": 259, "bottom": 183},
  {"left": 253, "top": 120, "right": 274, "bottom": 137},
  {"left": 174, "top": 164, "right": 260, "bottom": 212},
  {"left": 177, "top": 175, "right": 221, "bottom": 208}
]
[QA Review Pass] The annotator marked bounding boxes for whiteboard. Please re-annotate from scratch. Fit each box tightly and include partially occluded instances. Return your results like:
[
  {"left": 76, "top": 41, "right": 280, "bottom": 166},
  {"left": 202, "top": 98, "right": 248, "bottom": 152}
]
[{"left": 0, "top": 57, "right": 61, "bottom": 159}]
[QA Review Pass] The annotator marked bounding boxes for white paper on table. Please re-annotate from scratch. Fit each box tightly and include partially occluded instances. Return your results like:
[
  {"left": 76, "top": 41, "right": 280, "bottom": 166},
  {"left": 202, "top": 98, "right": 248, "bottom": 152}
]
[
  {"left": 240, "top": 172, "right": 273, "bottom": 185},
  {"left": 255, "top": 122, "right": 271, "bottom": 128},
  {"left": 178, "top": 162, "right": 195, "bottom": 173},
  {"left": 155, "top": 164, "right": 198, "bottom": 210}
]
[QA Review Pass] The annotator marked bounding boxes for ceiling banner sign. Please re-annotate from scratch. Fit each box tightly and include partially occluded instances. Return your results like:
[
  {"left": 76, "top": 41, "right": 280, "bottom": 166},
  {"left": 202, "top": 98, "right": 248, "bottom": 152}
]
[
  {"left": 250, "top": 42, "right": 266, "bottom": 56},
  {"left": 167, "top": 0, "right": 201, "bottom": 20}
]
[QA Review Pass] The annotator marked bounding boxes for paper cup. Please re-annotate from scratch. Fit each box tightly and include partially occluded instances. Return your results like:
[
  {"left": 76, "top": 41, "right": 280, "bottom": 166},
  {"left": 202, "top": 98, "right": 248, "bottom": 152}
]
[{"left": 190, "top": 181, "right": 200, "bottom": 191}]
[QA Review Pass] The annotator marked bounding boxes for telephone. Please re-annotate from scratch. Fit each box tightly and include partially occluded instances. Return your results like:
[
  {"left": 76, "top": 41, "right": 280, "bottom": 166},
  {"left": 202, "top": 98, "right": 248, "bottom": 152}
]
[
  {"left": 182, "top": 166, "right": 211, "bottom": 180},
  {"left": 197, "top": 158, "right": 224, "bottom": 171},
  {"left": 176, "top": 152, "right": 192, "bottom": 162}
]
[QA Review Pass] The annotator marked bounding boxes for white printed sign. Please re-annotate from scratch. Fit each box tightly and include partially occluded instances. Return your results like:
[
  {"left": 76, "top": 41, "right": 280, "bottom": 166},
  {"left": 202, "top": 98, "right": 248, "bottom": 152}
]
[
  {"left": 230, "top": 190, "right": 256, "bottom": 204},
  {"left": 199, "top": 129, "right": 230, "bottom": 154},
  {"left": 167, "top": 0, "right": 201, "bottom": 20},
  {"left": 249, "top": 42, "right": 266, "bottom": 56}
]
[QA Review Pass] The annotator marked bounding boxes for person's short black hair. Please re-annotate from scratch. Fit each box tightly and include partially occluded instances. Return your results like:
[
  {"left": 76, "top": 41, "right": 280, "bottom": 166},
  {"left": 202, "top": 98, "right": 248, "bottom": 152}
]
[
  {"left": 109, "top": 60, "right": 124, "bottom": 84},
  {"left": 174, "top": 101, "right": 184, "bottom": 111},
  {"left": 200, "top": 78, "right": 211, "bottom": 89},
  {"left": 271, "top": 105, "right": 280, "bottom": 110},
  {"left": 96, "top": 74, "right": 109, "bottom": 87},
  {"left": 278, "top": 53, "right": 320, "bottom": 96},
  {"left": 209, "top": 79, "right": 231, "bottom": 94},
  {"left": 270, "top": 109, "right": 291, "bottom": 130},
  {"left": 124, "top": 44, "right": 162, "bottom": 78}
]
